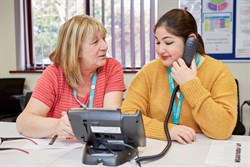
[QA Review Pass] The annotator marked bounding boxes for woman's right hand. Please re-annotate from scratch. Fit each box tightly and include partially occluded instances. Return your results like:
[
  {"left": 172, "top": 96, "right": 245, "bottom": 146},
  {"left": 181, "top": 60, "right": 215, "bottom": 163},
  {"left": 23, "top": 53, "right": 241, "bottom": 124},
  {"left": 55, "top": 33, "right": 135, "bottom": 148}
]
[
  {"left": 169, "top": 125, "right": 196, "bottom": 144},
  {"left": 55, "top": 112, "right": 77, "bottom": 142}
]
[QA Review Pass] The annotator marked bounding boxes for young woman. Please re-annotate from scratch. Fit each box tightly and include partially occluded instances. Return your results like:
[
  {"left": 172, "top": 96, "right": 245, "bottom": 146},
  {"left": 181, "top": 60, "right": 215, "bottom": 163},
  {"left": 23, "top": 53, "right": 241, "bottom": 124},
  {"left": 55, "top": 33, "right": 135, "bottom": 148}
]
[{"left": 121, "top": 9, "right": 237, "bottom": 144}]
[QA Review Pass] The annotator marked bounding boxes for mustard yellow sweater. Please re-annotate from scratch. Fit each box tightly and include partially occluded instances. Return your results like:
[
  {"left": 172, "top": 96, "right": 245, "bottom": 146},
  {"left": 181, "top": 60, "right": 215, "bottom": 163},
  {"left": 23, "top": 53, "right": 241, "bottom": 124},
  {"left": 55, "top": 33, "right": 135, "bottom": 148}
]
[{"left": 121, "top": 55, "right": 237, "bottom": 140}]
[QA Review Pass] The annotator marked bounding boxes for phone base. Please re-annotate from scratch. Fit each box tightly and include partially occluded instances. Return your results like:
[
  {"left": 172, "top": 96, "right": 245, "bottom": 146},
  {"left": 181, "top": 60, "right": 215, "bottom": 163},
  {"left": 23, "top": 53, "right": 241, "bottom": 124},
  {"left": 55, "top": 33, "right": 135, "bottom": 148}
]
[{"left": 82, "top": 144, "right": 137, "bottom": 166}]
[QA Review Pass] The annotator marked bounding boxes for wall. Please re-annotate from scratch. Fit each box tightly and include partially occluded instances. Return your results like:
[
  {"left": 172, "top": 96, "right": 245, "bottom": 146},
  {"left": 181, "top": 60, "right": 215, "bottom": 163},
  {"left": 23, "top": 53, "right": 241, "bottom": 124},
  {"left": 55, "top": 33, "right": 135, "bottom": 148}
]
[{"left": 0, "top": 0, "right": 249, "bottom": 134}]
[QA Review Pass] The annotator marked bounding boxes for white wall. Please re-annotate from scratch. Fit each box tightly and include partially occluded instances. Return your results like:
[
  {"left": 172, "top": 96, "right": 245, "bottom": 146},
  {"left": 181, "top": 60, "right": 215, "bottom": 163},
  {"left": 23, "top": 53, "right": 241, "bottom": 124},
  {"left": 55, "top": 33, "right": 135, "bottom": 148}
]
[{"left": 0, "top": 0, "right": 249, "bottom": 134}]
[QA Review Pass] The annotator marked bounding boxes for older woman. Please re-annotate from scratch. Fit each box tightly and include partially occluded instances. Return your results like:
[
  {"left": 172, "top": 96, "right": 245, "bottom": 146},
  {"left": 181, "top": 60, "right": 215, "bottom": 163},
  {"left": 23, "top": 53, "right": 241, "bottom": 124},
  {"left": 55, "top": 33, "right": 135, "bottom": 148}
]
[{"left": 16, "top": 15, "right": 126, "bottom": 141}]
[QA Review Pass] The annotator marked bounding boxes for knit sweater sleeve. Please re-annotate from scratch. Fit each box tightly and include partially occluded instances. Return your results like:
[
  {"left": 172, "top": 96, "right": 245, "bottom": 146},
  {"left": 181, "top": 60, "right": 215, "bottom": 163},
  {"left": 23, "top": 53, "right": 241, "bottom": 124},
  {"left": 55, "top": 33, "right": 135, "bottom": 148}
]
[
  {"left": 180, "top": 57, "right": 237, "bottom": 139},
  {"left": 121, "top": 61, "right": 168, "bottom": 140}
]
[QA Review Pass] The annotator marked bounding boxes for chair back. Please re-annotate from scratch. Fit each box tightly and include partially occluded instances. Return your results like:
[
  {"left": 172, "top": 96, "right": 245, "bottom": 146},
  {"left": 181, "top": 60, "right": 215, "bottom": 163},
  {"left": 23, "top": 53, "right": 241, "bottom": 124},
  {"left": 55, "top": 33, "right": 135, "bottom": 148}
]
[
  {"left": 0, "top": 78, "right": 25, "bottom": 121},
  {"left": 21, "top": 91, "right": 33, "bottom": 110},
  {"left": 232, "top": 79, "right": 246, "bottom": 135}
]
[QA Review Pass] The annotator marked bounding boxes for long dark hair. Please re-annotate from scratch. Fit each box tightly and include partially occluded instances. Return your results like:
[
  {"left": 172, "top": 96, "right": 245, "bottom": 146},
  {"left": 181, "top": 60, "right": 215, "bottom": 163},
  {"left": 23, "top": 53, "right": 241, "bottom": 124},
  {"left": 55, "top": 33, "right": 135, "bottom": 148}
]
[{"left": 154, "top": 9, "right": 205, "bottom": 54}]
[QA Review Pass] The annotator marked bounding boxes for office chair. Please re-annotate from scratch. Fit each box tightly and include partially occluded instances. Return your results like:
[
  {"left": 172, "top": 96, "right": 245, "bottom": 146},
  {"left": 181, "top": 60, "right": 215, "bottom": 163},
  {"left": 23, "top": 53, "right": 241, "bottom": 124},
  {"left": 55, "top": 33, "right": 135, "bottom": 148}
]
[
  {"left": 240, "top": 100, "right": 250, "bottom": 135},
  {"left": 18, "top": 91, "right": 32, "bottom": 110},
  {"left": 232, "top": 79, "right": 246, "bottom": 135},
  {"left": 0, "top": 78, "right": 25, "bottom": 122}
]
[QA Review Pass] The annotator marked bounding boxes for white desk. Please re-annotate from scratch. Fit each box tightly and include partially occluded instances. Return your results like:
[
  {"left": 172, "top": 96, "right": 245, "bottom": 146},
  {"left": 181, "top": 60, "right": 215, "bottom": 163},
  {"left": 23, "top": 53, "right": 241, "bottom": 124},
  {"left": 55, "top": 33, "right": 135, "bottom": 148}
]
[{"left": 0, "top": 122, "right": 249, "bottom": 167}]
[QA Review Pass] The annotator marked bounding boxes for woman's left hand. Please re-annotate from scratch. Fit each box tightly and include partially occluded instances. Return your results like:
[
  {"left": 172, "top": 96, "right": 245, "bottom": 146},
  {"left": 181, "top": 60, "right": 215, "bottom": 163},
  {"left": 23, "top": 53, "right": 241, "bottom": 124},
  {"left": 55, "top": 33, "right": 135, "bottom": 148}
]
[
  {"left": 169, "top": 125, "right": 196, "bottom": 144},
  {"left": 171, "top": 58, "right": 197, "bottom": 86}
]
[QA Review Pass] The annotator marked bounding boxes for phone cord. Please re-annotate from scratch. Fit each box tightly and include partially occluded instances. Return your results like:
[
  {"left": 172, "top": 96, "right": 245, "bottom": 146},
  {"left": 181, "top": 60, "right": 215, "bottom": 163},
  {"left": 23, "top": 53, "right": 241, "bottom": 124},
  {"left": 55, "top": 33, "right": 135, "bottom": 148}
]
[{"left": 135, "top": 85, "right": 179, "bottom": 164}]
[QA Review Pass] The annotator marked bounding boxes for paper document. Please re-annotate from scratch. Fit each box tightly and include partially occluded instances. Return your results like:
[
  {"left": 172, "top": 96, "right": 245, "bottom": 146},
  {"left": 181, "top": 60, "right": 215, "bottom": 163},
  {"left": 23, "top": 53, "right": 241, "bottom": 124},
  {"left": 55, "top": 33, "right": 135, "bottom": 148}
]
[
  {"left": 205, "top": 140, "right": 250, "bottom": 167},
  {"left": 22, "top": 138, "right": 83, "bottom": 149}
]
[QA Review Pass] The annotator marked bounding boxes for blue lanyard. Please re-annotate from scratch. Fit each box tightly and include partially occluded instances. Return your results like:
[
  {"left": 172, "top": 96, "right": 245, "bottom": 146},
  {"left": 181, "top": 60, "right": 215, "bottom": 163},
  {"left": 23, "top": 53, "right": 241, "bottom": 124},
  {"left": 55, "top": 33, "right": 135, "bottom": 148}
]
[
  {"left": 168, "top": 53, "right": 201, "bottom": 124},
  {"left": 73, "top": 72, "right": 97, "bottom": 109}
]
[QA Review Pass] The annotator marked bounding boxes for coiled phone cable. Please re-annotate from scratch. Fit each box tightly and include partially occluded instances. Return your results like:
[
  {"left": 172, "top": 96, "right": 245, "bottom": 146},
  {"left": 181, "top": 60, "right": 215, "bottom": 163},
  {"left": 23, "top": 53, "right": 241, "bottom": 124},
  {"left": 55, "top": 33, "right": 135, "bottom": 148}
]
[{"left": 135, "top": 85, "right": 180, "bottom": 166}]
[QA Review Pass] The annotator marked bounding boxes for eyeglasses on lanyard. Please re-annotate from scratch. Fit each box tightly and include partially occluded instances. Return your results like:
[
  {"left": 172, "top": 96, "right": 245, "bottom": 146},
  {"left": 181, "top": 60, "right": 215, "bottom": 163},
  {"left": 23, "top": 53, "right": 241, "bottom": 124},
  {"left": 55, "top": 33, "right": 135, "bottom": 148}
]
[{"left": 0, "top": 137, "right": 38, "bottom": 154}]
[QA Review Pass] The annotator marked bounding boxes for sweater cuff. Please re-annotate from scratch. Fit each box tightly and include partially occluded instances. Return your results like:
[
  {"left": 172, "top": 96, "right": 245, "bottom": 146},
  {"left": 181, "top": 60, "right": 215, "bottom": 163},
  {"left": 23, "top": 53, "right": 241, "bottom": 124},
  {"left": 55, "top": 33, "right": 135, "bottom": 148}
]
[
  {"left": 145, "top": 120, "right": 166, "bottom": 140},
  {"left": 180, "top": 77, "right": 210, "bottom": 108},
  {"left": 145, "top": 120, "right": 176, "bottom": 141}
]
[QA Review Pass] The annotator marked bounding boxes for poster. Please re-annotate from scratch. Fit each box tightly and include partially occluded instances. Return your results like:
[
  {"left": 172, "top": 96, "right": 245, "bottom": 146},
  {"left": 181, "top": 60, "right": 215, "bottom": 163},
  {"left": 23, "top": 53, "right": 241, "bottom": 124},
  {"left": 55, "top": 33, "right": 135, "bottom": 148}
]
[
  {"left": 202, "top": 0, "right": 234, "bottom": 54},
  {"left": 235, "top": 0, "right": 250, "bottom": 58}
]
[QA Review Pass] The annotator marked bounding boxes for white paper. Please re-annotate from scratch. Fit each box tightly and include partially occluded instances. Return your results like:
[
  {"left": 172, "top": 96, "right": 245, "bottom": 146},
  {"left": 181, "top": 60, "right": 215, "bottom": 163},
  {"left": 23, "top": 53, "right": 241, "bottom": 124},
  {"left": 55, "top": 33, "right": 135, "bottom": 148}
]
[
  {"left": 21, "top": 138, "right": 83, "bottom": 149},
  {"left": 205, "top": 140, "right": 250, "bottom": 167}
]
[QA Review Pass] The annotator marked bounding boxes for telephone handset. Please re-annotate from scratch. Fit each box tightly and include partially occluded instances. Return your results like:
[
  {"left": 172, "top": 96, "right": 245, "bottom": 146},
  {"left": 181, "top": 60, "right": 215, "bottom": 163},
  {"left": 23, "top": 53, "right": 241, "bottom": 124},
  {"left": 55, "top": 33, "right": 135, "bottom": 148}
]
[{"left": 182, "top": 36, "right": 198, "bottom": 67}]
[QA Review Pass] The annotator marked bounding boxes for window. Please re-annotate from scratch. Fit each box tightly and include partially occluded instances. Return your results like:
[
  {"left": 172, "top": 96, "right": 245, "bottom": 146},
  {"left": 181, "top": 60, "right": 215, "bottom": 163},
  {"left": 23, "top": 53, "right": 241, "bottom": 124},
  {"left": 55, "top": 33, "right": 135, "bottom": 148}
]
[
  {"left": 18, "top": 0, "right": 158, "bottom": 71},
  {"left": 179, "top": 0, "right": 202, "bottom": 34}
]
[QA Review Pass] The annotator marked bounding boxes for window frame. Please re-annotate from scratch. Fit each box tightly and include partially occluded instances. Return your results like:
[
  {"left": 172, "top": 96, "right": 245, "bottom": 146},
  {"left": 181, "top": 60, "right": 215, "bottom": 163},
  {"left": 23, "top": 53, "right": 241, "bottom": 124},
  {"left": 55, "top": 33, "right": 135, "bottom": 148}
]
[{"left": 11, "top": 0, "right": 157, "bottom": 74}]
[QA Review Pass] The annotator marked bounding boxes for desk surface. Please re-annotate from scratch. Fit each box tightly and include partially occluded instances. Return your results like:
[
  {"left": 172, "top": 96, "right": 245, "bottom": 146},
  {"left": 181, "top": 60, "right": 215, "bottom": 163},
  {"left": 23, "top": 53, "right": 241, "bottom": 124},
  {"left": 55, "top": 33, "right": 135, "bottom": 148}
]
[{"left": 0, "top": 122, "right": 249, "bottom": 167}]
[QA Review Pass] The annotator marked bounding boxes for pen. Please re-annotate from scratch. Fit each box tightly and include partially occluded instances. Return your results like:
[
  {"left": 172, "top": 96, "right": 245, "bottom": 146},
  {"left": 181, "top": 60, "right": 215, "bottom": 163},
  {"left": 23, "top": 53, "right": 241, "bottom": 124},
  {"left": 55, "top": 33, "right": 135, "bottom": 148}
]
[{"left": 49, "top": 134, "right": 58, "bottom": 145}]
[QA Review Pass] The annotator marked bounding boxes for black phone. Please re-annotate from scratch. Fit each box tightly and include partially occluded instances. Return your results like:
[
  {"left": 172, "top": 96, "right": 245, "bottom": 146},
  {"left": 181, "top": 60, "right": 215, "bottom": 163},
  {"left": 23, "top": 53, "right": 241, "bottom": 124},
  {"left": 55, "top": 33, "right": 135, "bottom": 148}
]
[{"left": 182, "top": 36, "right": 198, "bottom": 67}]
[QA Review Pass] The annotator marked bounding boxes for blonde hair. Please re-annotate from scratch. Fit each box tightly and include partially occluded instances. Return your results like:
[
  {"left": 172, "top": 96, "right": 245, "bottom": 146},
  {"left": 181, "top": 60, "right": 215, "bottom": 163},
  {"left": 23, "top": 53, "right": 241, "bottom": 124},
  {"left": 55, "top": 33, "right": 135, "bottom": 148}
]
[{"left": 49, "top": 15, "right": 107, "bottom": 88}]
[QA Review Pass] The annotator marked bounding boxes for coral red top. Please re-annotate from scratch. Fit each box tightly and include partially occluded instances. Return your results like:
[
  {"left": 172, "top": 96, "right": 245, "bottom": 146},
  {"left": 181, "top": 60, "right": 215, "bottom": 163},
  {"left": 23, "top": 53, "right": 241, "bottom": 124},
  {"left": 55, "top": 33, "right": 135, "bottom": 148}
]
[{"left": 32, "top": 58, "right": 126, "bottom": 118}]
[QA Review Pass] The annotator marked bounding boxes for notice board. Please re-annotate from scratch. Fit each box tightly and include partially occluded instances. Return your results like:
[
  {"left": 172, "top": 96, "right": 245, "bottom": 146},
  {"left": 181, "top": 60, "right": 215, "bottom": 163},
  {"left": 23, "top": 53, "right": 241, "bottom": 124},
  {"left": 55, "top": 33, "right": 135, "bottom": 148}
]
[{"left": 201, "top": 0, "right": 250, "bottom": 61}]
